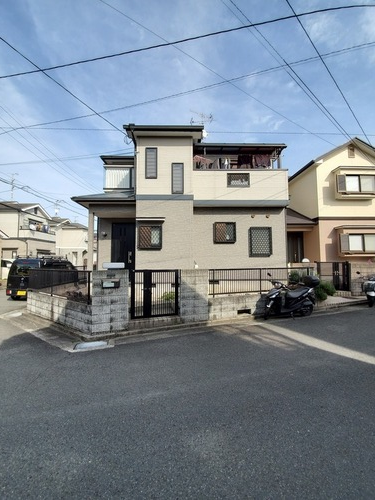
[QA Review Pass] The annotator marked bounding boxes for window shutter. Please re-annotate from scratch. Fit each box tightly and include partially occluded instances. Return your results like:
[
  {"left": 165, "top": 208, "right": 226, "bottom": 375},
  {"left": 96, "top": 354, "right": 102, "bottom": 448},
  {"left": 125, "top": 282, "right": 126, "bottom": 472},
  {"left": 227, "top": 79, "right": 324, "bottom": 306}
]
[
  {"left": 145, "top": 148, "right": 157, "bottom": 178},
  {"left": 172, "top": 163, "right": 184, "bottom": 194},
  {"left": 337, "top": 174, "right": 346, "bottom": 192},
  {"left": 340, "top": 234, "right": 350, "bottom": 252}
]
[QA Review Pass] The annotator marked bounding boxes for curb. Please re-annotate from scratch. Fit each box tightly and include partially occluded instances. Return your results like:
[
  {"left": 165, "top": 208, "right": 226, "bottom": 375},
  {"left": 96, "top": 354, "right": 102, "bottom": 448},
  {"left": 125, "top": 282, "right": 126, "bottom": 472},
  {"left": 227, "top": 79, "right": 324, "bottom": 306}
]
[{"left": 3, "top": 296, "right": 369, "bottom": 352}]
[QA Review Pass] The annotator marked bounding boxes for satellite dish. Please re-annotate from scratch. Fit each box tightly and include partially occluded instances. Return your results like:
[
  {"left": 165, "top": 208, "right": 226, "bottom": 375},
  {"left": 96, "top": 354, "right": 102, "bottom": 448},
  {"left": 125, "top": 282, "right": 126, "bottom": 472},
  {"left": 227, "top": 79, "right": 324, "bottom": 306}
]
[{"left": 202, "top": 129, "right": 208, "bottom": 139}]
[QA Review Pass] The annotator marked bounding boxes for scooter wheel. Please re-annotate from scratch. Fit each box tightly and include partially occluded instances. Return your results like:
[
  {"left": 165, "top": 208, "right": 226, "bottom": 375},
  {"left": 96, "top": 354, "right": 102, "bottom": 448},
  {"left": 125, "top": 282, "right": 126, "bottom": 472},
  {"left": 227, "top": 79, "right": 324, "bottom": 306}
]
[
  {"left": 300, "top": 304, "right": 313, "bottom": 316},
  {"left": 368, "top": 298, "right": 374, "bottom": 308}
]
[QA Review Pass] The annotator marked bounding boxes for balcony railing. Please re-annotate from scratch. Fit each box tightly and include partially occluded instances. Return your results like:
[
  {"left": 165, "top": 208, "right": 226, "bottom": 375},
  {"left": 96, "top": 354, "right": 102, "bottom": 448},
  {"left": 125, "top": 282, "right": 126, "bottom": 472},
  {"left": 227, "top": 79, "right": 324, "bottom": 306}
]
[
  {"left": 20, "top": 224, "right": 55, "bottom": 235},
  {"left": 193, "top": 154, "right": 276, "bottom": 170}
]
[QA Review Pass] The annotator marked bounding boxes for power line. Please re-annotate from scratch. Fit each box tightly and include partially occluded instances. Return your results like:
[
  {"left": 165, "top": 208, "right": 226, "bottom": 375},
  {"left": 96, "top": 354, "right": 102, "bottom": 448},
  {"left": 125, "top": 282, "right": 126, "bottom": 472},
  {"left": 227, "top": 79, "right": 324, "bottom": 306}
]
[
  {"left": 223, "top": 0, "right": 353, "bottom": 141},
  {"left": 0, "top": 38, "right": 124, "bottom": 136},
  {"left": 1, "top": 39, "right": 373, "bottom": 141},
  {"left": 1, "top": 5, "right": 374, "bottom": 79},
  {"left": 0, "top": 104, "right": 99, "bottom": 191},
  {"left": 0, "top": 148, "right": 133, "bottom": 167},
  {"left": 285, "top": 0, "right": 371, "bottom": 144},
  {"left": 0, "top": 176, "right": 87, "bottom": 218}
]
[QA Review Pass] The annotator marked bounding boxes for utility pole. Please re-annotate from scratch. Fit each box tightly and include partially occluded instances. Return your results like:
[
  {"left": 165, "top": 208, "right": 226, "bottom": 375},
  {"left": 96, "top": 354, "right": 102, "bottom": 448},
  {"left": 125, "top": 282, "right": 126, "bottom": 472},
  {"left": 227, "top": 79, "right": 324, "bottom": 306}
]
[{"left": 10, "top": 173, "right": 18, "bottom": 200}]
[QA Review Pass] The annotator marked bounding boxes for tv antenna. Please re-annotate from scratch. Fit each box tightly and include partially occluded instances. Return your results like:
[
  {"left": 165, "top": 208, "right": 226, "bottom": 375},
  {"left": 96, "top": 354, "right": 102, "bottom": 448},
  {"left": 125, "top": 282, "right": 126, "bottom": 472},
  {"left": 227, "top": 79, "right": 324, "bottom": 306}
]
[{"left": 190, "top": 111, "right": 213, "bottom": 126}]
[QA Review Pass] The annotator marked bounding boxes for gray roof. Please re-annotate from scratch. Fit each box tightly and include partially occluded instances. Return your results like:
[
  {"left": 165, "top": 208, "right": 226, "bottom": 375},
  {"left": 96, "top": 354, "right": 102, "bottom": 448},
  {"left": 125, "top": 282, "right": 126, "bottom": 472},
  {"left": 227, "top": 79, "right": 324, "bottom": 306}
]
[{"left": 71, "top": 191, "right": 136, "bottom": 208}]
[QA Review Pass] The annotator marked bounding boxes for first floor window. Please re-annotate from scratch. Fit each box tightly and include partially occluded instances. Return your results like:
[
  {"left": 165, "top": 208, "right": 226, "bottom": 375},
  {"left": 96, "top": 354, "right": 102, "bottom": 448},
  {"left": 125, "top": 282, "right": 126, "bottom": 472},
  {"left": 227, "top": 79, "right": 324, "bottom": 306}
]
[
  {"left": 249, "top": 227, "right": 272, "bottom": 257},
  {"left": 214, "top": 222, "right": 236, "bottom": 243},
  {"left": 341, "top": 233, "right": 375, "bottom": 253},
  {"left": 138, "top": 225, "right": 162, "bottom": 249}
]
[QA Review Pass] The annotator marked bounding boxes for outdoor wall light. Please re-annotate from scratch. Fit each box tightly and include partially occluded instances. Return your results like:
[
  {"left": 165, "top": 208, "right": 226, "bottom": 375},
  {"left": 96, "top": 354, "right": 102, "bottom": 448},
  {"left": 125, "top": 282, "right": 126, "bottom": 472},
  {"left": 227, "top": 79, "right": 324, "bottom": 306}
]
[{"left": 101, "top": 231, "right": 107, "bottom": 237}]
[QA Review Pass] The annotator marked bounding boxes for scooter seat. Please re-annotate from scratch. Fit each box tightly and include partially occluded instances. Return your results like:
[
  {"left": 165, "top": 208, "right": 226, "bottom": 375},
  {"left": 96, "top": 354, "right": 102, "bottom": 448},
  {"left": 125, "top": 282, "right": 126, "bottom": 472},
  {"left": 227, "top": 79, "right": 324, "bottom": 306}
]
[{"left": 287, "top": 288, "right": 309, "bottom": 299}]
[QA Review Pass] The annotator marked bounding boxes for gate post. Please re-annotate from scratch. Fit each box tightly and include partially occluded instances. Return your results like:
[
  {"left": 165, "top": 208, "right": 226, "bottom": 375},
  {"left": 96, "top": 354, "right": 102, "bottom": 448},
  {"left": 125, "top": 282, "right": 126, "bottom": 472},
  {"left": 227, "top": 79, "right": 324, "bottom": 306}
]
[{"left": 180, "top": 269, "right": 209, "bottom": 324}]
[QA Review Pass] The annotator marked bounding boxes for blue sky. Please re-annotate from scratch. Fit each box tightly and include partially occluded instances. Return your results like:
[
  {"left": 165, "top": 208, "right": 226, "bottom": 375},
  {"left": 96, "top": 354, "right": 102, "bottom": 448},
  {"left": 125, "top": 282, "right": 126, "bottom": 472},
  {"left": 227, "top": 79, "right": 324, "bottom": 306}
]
[{"left": 1, "top": 0, "right": 374, "bottom": 224}]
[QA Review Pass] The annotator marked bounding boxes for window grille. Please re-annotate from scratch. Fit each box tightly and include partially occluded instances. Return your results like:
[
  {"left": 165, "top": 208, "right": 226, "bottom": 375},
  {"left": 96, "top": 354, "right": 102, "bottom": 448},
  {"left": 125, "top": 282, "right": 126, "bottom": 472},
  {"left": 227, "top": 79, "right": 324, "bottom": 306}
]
[
  {"left": 138, "top": 225, "right": 162, "bottom": 249},
  {"left": 249, "top": 227, "right": 272, "bottom": 257},
  {"left": 227, "top": 173, "right": 250, "bottom": 187},
  {"left": 214, "top": 222, "right": 236, "bottom": 243}
]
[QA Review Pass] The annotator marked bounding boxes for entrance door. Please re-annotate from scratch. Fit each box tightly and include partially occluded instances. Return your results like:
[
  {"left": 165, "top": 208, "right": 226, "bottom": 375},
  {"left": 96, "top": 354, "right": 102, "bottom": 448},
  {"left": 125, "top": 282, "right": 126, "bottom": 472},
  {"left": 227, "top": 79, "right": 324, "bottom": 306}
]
[
  {"left": 287, "top": 232, "right": 304, "bottom": 263},
  {"left": 111, "top": 223, "right": 135, "bottom": 270}
]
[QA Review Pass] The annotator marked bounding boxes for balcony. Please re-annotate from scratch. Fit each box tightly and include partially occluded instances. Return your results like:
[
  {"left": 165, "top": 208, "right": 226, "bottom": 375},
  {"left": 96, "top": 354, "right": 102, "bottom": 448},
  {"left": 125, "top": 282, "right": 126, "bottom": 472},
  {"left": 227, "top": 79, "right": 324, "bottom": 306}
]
[
  {"left": 19, "top": 224, "right": 56, "bottom": 242},
  {"left": 192, "top": 143, "right": 288, "bottom": 206}
]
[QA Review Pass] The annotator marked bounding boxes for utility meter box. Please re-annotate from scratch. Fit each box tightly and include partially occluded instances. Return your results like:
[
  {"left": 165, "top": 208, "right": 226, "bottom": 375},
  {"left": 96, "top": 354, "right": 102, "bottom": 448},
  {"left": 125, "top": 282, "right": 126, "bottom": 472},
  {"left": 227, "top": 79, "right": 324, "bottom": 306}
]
[{"left": 101, "top": 279, "right": 120, "bottom": 289}]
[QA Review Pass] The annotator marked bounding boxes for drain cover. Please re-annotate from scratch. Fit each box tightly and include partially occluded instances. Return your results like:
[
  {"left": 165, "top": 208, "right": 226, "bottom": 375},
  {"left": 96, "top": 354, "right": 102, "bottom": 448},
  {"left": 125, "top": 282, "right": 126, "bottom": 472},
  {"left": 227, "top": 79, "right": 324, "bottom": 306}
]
[{"left": 74, "top": 340, "right": 109, "bottom": 351}]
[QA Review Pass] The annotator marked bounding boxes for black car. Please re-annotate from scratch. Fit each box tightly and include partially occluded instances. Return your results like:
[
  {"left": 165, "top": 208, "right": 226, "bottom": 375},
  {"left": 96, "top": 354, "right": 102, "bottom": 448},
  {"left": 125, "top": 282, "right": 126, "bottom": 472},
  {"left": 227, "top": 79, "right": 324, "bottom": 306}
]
[{"left": 6, "top": 256, "right": 76, "bottom": 300}]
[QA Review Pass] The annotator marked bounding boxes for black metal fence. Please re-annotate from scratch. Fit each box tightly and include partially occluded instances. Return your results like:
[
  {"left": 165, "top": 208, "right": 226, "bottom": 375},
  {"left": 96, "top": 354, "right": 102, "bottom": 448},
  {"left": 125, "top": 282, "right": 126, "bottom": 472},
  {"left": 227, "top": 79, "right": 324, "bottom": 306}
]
[
  {"left": 29, "top": 268, "right": 92, "bottom": 303},
  {"left": 316, "top": 261, "right": 351, "bottom": 291},
  {"left": 130, "top": 270, "right": 179, "bottom": 319},
  {"left": 209, "top": 267, "right": 314, "bottom": 297}
]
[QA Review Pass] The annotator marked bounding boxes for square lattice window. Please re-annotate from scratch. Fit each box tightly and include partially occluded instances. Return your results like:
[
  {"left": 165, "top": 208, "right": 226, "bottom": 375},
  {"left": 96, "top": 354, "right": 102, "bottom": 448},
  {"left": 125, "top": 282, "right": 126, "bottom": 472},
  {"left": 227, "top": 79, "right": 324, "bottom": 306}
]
[
  {"left": 227, "top": 173, "right": 250, "bottom": 187},
  {"left": 138, "top": 225, "right": 162, "bottom": 249},
  {"left": 214, "top": 222, "right": 236, "bottom": 243},
  {"left": 249, "top": 227, "right": 272, "bottom": 257}
]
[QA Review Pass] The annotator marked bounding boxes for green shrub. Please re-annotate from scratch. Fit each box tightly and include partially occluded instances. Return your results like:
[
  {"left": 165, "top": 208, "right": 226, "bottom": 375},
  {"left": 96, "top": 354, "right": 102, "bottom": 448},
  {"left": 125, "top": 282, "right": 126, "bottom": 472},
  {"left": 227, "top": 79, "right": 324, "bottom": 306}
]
[
  {"left": 314, "top": 281, "right": 336, "bottom": 302},
  {"left": 161, "top": 291, "right": 175, "bottom": 302},
  {"left": 288, "top": 270, "right": 301, "bottom": 284}
]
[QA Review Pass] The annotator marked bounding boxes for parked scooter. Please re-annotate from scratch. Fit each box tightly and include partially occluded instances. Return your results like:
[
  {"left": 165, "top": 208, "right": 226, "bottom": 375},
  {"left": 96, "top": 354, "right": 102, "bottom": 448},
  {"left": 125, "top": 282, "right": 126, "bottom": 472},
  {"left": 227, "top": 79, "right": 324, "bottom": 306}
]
[
  {"left": 356, "top": 272, "right": 375, "bottom": 307},
  {"left": 263, "top": 274, "right": 320, "bottom": 320}
]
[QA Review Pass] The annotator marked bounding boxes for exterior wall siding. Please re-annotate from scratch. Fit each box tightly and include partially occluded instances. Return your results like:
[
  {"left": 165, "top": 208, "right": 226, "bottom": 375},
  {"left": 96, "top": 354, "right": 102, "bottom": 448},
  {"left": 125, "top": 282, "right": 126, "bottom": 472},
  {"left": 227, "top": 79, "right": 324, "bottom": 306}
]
[
  {"left": 136, "top": 137, "right": 194, "bottom": 196},
  {"left": 192, "top": 169, "right": 288, "bottom": 204},
  {"left": 135, "top": 199, "right": 194, "bottom": 269},
  {"left": 192, "top": 207, "right": 287, "bottom": 269}
]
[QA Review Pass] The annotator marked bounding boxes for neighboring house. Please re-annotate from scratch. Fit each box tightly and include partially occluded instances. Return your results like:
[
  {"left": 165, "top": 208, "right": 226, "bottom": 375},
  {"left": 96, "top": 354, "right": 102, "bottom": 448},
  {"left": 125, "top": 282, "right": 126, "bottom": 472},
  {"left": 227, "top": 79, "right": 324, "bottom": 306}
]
[
  {"left": 0, "top": 201, "right": 55, "bottom": 259},
  {"left": 49, "top": 217, "right": 90, "bottom": 268},
  {"left": 288, "top": 138, "right": 375, "bottom": 264},
  {"left": 72, "top": 124, "right": 288, "bottom": 271}
]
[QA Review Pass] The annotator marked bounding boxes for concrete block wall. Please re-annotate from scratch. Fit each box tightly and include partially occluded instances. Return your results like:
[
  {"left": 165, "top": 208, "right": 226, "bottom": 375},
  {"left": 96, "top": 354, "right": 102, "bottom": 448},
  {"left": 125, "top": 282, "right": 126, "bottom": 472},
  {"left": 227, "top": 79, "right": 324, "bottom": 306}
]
[
  {"left": 350, "top": 264, "right": 375, "bottom": 296},
  {"left": 209, "top": 293, "right": 264, "bottom": 321},
  {"left": 90, "top": 270, "right": 128, "bottom": 335},
  {"left": 180, "top": 269, "right": 209, "bottom": 323},
  {"left": 27, "top": 270, "right": 129, "bottom": 337},
  {"left": 27, "top": 291, "right": 93, "bottom": 334}
]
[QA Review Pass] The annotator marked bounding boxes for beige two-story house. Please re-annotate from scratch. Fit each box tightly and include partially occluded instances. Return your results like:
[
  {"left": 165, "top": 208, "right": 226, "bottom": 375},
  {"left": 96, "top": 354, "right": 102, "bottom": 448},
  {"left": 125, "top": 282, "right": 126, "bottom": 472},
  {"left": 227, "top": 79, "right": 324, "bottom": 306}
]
[
  {"left": 0, "top": 201, "right": 55, "bottom": 259},
  {"left": 72, "top": 124, "right": 289, "bottom": 271},
  {"left": 288, "top": 137, "right": 375, "bottom": 264},
  {"left": 49, "top": 217, "right": 90, "bottom": 268}
]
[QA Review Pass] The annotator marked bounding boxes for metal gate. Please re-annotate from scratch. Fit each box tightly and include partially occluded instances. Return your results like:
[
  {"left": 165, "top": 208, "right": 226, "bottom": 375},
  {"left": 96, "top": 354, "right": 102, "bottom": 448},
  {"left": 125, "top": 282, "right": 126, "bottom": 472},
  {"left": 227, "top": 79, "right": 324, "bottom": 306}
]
[
  {"left": 316, "top": 261, "right": 351, "bottom": 291},
  {"left": 130, "top": 270, "right": 180, "bottom": 319}
]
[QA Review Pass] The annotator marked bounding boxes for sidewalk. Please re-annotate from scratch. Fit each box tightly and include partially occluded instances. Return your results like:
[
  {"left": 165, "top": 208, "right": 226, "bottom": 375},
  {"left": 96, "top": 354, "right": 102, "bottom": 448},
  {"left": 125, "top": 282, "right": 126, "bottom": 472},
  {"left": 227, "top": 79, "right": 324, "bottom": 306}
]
[{"left": 315, "top": 294, "right": 367, "bottom": 311}]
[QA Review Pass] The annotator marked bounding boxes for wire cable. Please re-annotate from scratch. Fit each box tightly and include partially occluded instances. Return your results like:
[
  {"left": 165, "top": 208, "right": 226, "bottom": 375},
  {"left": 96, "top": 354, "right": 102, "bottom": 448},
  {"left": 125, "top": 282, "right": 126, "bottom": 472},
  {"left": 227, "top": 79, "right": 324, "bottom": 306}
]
[
  {"left": 285, "top": 0, "right": 371, "bottom": 144},
  {"left": 1, "top": 5, "right": 374, "bottom": 79},
  {"left": 0, "top": 37, "right": 124, "bottom": 136}
]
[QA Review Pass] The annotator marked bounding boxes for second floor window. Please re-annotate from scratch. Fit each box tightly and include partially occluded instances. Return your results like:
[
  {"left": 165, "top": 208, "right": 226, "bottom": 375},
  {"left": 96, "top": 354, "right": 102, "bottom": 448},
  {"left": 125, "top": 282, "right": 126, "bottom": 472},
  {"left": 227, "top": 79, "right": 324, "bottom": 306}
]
[
  {"left": 337, "top": 174, "right": 375, "bottom": 194},
  {"left": 227, "top": 173, "right": 250, "bottom": 187},
  {"left": 172, "top": 163, "right": 184, "bottom": 194},
  {"left": 340, "top": 233, "right": 375, "bottom": 253},
  {"left": 145, "top": 148, "right": 157, "bottom": 178}
]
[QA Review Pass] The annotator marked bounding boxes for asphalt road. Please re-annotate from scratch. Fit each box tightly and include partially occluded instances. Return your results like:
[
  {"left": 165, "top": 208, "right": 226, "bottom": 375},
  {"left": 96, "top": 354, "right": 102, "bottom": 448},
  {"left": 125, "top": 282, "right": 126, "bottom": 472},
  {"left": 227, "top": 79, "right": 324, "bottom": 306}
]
[{"left": 1, "top": 289, "right": 374, "bottom": 499}]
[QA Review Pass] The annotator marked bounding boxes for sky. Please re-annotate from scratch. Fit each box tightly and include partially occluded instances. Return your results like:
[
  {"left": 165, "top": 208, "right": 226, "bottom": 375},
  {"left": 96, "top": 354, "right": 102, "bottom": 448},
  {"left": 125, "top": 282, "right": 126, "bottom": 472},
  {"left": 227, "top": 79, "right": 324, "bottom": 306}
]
[{"left": 0, "top": 0, "right": 374, "bottom": 225}]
